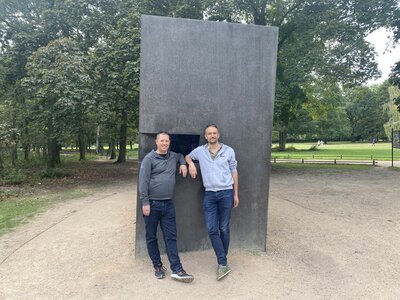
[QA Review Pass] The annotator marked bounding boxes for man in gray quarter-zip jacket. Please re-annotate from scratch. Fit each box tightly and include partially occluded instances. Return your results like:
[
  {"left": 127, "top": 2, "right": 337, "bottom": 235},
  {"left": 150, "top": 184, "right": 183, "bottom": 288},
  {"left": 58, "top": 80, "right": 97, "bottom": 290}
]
[
  {"left": 139, "top": 131, "right": 194, "bottom": 283},
  {"left": 185, "top": 124, "right": 239, "bottom": 281}
]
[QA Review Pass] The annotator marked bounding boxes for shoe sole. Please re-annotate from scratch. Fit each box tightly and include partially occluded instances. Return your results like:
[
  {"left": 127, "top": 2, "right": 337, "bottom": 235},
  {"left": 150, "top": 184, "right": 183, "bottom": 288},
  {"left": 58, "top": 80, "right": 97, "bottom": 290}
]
[
  {"left": 171, "top": 275, "right": 194, "bottom": 283},
  {"left": 155, "top": 275, "right": 165, "bottom": 279},
  {"left": 217, "top": 269, "right": 231, "bottom": 281}
]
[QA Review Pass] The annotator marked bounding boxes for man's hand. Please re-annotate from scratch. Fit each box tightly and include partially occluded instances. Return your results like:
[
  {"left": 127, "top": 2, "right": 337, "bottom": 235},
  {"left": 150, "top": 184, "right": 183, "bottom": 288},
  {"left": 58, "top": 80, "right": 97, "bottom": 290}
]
[
  {"left": 142, "top": 205, "right": 150, "bottom": 216},
  {"left": 233, "top": 195, "right": 239, "bottom": 208},
  {"left": 188, "top": 163, "right": 197, "bottom": 178},
  {"left": 179, "top": 164, "right": 187, "bottom": 177}
]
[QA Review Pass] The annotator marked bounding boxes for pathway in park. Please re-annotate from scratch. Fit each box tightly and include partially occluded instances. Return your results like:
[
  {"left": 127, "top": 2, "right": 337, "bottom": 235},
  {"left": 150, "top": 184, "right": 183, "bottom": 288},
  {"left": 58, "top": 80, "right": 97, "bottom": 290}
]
[{"left": 1, "top": 165, "right": 400, "bottom": 299}]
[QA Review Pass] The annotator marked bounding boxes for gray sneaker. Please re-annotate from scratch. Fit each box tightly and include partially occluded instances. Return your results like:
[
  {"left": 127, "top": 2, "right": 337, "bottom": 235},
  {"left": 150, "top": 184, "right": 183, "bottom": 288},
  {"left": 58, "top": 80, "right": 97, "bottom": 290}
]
[
  {"left": 171, "top": 270, "right": 194, "bottom": 283},
  {"left": 217, "top": 264, "right": 231, "bottom": 281},
  {"left": 154, "top": 264, "right": 166, "bottom": 279}
]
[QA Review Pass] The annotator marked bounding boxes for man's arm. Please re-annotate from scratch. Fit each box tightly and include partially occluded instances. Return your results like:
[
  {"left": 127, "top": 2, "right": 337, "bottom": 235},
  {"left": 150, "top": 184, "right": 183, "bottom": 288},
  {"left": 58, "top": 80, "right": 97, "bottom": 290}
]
[
  {"left": 177, "top": 153, "right": 187, "bottom": 177},
  {"left": 228, "top": 148, "right": 239, "bottom": 208},
  {"left": 232, "top": 170, "right": 239, "bottom": 208},
  {"left": 138, "top": 157, "right": 152, "bottom": 216},
  {"left": 185, "top": 154, "right": 197, "bottom": 179}
]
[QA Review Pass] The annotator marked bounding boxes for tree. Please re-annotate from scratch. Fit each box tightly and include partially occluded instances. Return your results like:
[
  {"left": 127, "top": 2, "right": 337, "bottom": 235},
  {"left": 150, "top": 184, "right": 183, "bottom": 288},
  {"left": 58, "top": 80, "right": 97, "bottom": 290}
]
[
  {"left": 345, "top": 82, "right": 391, "bottom": 141},
  {"left": 22, "top": 38, "right": 92, "bottom": 167},
  {"left": 89, "top": 2, "right": 141, "bottom": 163},
  {"left": 289, "top": 79, "right": 351, "bottom": 141},
  {"left": 389, "top": 7, "right": 400, "bottom": 109},
  {"left": 384, "top": 85, "right": 400, "bottom": 137},
  {"left": 207, "top": 0, "right": 400, "bottom": 149}
]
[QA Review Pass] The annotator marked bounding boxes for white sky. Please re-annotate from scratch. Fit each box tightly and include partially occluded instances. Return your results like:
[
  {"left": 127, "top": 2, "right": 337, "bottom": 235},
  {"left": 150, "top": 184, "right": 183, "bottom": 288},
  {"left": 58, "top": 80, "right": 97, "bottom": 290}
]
[{"left": 366, "top": 28, "right": 400, "bottom": 85}]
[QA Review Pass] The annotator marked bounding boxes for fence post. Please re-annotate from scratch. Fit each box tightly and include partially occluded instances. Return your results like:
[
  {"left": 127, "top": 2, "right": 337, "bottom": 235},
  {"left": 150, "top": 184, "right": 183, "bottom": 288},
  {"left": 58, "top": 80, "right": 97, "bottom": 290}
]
[
  {"left": 334, "top": 159, "right": 336, "bottom": 164},
  {"left": 302, "top": 158, "right": 304, "bottom": 164}
]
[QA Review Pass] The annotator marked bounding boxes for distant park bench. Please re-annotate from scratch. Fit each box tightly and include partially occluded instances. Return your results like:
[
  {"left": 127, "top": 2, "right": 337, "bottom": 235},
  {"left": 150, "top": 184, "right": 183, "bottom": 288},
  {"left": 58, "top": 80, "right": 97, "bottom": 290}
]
[{"left": 271, "top": 158, "right": 378, "bottom": 166}]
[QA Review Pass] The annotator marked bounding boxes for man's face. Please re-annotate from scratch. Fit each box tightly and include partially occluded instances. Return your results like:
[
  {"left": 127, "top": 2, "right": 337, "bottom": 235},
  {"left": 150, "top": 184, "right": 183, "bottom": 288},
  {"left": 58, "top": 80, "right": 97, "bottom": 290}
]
[
  {"left": 155, "top": 133, "right": 170, "bottom": 153},
  {"left": 204, "top": 126, "right": 220, "bottom": 145}
]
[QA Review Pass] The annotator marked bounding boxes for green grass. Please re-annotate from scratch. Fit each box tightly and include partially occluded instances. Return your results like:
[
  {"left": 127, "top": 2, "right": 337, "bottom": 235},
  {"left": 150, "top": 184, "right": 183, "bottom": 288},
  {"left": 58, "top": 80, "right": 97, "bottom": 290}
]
[
  {"left": 0, "top": 190, "right": 88, "bottom": 236},
  {"left": 272, "top": 141, "right": 400, "bottom": 161},
  {"left": 0, "top": 189, "right": 89, "bottom": 236},
  {"left": 271, "top": 162, "right": 372, "bottom": 171}
]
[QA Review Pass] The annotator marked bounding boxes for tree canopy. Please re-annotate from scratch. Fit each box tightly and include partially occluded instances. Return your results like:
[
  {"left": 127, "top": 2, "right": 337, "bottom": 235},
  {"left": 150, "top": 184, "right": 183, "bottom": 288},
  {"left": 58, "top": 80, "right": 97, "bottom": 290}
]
[{"left": 1, "top": 0, "right": 400, "bottom": 168}]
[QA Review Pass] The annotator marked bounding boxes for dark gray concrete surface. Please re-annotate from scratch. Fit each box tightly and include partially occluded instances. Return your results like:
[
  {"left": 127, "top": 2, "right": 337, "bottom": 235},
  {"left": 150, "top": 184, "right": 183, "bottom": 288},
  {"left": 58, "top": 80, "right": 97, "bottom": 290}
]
[{"left": 135, "top": 15, "right": 278, "bottom": 256}]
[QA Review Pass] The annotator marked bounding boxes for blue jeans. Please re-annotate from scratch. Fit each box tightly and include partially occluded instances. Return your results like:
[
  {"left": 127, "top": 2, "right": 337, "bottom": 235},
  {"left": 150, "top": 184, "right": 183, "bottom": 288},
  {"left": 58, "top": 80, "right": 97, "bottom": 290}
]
[
  {"left": 203, "top": 189, "right": 234, "bottom": 266},
  {"left": 143, "top": 199, "right": 183, "bottom": 273}
]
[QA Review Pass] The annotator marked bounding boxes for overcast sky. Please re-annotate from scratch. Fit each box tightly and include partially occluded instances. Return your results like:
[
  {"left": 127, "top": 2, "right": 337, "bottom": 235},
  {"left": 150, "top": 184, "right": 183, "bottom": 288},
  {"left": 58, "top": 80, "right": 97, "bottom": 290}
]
[{"left": 366, "top": 28, "right": 400, "bottom": 85}]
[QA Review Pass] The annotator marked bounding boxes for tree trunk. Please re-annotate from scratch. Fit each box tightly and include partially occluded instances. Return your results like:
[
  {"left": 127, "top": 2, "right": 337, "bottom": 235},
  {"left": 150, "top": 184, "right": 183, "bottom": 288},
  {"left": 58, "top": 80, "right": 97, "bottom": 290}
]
[
  {"left": 47, "top": 123, "right": 60, "bottom": 168},
  {"left": 0, "top": 146, "right": 3, "bottom": 170},
  {"left": 24, "top": 144, "right": 30, "bottom": 161},
  {"left": 109, "top": 140, "right": 116, "bottom": 159},
  {"left": 47, "top": 138, "right": 60, "bottom": 168},
  {"left": 34, "top": 145, "right": 41, "bottom": 158},
  {"left": 252, "top": 0, "right": 267, "bottom": 26},
  {"left": 11, "top": 115, "right": 18, "bottom": 167},
  {"left": 78, "top": 130, "right": 86, "bottom": 160},
  {"left": 96, "top": 125, "right": 100, "bottom": 154},
  {"left": 116, "top": 109, "right": 127, "bottom": 163},
  {"left": 10, "top": 142, "right": 17, "bottom": 167},
  {"left": 278, "top": 129, "right": 287, "bottom": 151},
  {"left": 22, "top": 124, "right": 30, "bottom": 161}
]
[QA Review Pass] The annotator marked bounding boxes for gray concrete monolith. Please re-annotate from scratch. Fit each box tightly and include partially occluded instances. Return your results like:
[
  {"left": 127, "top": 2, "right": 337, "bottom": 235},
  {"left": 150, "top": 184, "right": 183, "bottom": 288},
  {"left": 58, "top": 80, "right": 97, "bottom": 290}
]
[{"left": 135, "top": 15, "right": 278, "bottom": 256}]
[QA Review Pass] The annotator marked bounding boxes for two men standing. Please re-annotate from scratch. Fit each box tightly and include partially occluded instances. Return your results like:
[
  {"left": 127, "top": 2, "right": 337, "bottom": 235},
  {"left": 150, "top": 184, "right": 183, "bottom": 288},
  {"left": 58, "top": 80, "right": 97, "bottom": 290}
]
[{"left": 138, "top": 125, "right": 239, "bottom": 282}]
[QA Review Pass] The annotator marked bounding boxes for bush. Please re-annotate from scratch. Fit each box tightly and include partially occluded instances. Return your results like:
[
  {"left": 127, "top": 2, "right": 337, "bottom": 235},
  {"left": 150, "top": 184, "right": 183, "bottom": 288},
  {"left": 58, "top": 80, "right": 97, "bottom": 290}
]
[
  {"left": 1, "top": 169, "right": 25, "bottom": 185},
  {"left": 0, "top": 189, "right": 14, "bottom": 200},
  {"left": 40, "top": 168, "right": 71, "bottom": 179},
  {"left": 308, "top": 145, "right": 320, "bottom": 151}
]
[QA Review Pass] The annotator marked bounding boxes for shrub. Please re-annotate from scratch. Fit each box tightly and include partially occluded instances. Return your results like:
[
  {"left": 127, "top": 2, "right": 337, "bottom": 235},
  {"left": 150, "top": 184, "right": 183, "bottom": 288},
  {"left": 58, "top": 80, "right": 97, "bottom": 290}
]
[
  {"left": 1, "top": 169, "right": 25, "bottom": 185},
  {"left": 308, "top": 145, "right": 320, "bottom": 151},
  {"left": 0, "top": 189, "right": 14, "bottom": 200},
  {"left": 40, "top": 168, "right": 71, "bottom": 179}
]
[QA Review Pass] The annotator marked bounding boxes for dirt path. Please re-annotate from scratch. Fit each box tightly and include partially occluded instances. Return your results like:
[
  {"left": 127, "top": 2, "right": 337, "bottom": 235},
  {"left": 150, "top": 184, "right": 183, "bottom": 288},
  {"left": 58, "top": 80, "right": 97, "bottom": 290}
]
[{"left": 1, "top": 166, "right": 400, "bottom": 299}]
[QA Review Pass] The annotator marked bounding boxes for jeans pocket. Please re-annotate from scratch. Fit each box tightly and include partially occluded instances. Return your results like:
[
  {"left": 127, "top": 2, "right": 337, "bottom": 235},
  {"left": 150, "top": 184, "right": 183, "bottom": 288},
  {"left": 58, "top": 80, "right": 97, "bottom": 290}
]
[{"left": 150, "top": 200, "right": 163, "bottom": 211}]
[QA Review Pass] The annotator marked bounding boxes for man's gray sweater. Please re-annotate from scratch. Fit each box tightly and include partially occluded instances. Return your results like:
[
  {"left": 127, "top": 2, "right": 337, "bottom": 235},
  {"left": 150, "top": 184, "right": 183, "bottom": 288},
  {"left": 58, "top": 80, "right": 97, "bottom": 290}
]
[{"left": 139, "top": 150, "right": 185, "bottom": 206}]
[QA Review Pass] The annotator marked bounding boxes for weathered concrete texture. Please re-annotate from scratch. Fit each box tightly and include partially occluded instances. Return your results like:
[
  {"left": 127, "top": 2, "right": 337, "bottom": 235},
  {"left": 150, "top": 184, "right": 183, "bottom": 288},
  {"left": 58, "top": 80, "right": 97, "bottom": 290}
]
[{"left": 136, "top": 15, "right": 278, "bottom": 256}]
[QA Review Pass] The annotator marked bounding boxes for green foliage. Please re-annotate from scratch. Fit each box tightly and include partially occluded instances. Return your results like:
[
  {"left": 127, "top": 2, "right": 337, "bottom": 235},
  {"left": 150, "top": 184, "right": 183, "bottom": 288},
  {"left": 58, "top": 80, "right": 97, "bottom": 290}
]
[
  {"left": 207, "top": 0, "right": 400, "bottom": 149},
  {"left": 271, "top": 141, "right": 395, "bottom": 161},
  {"left": 1, "top": 0, "right": 400, "bottom": 161},
  {"left": 345, "top": 82, "right": 390, "bottom": 141},
  {"left": 0, "top": 169, "right": 25, "bottom": 185},
  {"left": 271, "top": 162, "right": 371, "bottom": 171},
  {"left": 383, "top": 85, "right": 400, "bottom": 138},
  {"left": 0, "top": 190, "right": 14, "bottom": 200},
  {"left": 39, "top": 168, "right": 71, "bottom": 179}
]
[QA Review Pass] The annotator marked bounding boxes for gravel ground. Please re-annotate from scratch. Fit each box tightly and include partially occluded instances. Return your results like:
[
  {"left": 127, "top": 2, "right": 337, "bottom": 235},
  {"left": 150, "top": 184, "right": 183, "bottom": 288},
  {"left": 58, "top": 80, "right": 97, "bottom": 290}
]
[{"left": 1, "top": 164, "right": 400, "bottom": 299}]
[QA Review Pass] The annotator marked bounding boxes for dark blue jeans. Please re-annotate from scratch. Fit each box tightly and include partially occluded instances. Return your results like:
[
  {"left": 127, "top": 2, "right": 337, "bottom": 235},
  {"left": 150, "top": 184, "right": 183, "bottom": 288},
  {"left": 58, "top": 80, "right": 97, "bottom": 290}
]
[
  {"left": 203, "top": 189, "right": 234, "bottom": 266},
  {"left": 143, "top": 199, "right": 183, "bottom": 273}
]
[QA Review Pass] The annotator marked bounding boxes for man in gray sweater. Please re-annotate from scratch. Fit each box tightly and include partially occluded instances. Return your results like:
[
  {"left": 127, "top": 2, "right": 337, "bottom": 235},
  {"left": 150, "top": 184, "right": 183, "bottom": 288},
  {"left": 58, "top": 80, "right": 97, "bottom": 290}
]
[
  {"left": 139, "top": 131, "right": 194, "bottom": 283},
  {"left": 185, "top": 124, "right": 239, "bottom": 281}
]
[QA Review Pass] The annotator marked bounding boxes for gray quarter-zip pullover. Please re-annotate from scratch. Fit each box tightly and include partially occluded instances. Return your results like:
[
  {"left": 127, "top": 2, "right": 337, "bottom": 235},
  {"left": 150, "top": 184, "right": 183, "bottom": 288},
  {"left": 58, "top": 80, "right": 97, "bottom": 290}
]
[{"left": 139, "top": 150, "right": 185, "bottom": 206}]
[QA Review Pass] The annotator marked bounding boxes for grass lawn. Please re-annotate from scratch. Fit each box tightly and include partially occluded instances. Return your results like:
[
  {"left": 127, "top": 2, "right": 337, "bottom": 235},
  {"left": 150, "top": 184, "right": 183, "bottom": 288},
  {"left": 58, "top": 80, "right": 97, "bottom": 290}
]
[
  {"left": 271, "top": 141, "right": 400, "bottom": 161},
  {"left": 0, "top": 189, "right": 89, "bottom": 236},
  {"left": 271, "top": 162, "right": 372, "bottom": 171}
]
